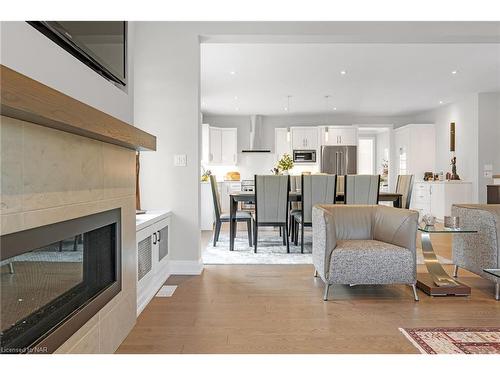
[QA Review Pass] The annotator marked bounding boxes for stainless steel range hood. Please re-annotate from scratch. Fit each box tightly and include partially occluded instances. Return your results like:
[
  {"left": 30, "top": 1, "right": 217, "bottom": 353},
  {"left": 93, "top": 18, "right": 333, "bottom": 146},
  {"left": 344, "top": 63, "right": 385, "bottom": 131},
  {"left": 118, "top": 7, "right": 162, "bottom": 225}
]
[{"left": 241, "top": 115, "right": 271, "bottom": 153}]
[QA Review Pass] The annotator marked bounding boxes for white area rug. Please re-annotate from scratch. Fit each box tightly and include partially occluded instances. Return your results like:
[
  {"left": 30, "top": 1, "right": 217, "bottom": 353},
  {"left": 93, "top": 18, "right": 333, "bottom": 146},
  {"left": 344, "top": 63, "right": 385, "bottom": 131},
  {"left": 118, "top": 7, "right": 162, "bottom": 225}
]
[{"left": 203, "top": 230, "right": 452, "bottom": 265}]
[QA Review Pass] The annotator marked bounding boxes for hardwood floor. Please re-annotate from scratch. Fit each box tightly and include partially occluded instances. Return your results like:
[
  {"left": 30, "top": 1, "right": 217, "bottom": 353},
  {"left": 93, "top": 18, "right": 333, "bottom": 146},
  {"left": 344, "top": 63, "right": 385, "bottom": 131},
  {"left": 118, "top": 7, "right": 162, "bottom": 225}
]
[{"left": 117, "top": 232, "right": 500, "bottom": 354}]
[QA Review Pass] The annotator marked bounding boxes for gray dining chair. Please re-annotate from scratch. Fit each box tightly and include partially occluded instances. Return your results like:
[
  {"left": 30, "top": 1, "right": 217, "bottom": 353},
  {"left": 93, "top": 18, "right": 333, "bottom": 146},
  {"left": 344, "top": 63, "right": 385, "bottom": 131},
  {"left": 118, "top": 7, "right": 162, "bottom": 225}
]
[
  {"left": 254, "top": 175, "right": 290, "bottom": 253},
  {"left": 288, "top": 175, "right": 302, "bottom": 239},
  {"left": 336, "top": 175, "right": 345, "bottom": 203},
  {"left": 292, "top": 174, "right": 337, "bottom": 253},
  {"left": 344, "top": 175, "right": 380, "bottom": 205},
  {"left": 209, "top": 175, "right": 253, "bottom": 247},
  {"left": 396, "top": 174, "right": 414, "bottom": 209}
]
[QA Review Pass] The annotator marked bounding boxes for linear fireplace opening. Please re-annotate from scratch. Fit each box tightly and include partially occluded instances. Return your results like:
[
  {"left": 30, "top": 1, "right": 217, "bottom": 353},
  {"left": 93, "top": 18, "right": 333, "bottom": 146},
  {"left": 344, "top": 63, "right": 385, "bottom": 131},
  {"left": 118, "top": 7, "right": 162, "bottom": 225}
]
[{"left": 0, "top": 209, "right": 121, "bottom": 354}]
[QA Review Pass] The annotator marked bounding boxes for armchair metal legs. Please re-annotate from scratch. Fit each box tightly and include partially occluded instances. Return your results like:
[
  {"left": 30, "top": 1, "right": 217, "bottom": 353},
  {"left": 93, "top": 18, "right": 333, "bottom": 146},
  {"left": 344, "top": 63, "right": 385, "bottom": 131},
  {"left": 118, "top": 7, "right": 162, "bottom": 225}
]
[
  {"left": 314, "top": 269, "right": 318, "bottom": 277},
  {"left": 496, "top": 283, "right": 499, "bottom": 301},
  {"left": 453, "top": 265, "right": 459, "bottom": 278},
  {"left": 323, "top": 284, "right": 330, "bottom": 301},
  {"left": 411, "top": 284, "right": 419, "bottom": 301},
  {"left": 8, "top": 262, "right": 15, "bottom": 274}
]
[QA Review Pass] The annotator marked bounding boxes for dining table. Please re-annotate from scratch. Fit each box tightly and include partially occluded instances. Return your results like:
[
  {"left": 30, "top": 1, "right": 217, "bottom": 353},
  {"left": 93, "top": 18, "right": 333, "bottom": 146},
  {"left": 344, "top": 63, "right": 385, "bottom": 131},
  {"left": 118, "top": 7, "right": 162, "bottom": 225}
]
[{"left": 228, "top": 191, "right": 403, "bottom": 251}]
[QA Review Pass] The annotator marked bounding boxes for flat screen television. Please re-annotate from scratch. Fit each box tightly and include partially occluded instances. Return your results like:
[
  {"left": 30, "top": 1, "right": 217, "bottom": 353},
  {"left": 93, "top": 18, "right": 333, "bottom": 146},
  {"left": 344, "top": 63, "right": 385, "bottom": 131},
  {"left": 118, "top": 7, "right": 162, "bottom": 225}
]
[{"left": 28, "top": 21, "right": 127, "bottom": 86}]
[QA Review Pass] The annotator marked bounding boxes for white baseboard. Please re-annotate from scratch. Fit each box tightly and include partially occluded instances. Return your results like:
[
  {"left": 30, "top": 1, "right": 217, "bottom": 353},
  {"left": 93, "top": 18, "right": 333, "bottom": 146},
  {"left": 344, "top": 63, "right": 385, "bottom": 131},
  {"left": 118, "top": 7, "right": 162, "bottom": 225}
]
[{"left": 169, "top": 259, "right": 204, "bottom": 275}]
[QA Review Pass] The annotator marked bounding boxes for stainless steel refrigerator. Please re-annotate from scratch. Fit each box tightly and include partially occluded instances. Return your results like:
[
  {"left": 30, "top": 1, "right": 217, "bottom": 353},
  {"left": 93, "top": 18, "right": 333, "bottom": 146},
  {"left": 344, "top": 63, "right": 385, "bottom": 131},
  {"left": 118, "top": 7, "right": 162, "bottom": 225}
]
[{"left": 320, "top": 145, "right": 357, "bottom": 175}]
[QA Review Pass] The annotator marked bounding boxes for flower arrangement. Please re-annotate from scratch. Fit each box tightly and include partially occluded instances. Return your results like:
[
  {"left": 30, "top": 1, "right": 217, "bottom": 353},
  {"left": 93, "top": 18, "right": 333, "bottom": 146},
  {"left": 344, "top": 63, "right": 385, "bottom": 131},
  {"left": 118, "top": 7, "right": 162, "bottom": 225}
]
[
  {"left": 276, "top": 153, "right": 294, "bottom": 174},
  {"left": 200, "top": 168, "right": 212, "bottom": 182}
]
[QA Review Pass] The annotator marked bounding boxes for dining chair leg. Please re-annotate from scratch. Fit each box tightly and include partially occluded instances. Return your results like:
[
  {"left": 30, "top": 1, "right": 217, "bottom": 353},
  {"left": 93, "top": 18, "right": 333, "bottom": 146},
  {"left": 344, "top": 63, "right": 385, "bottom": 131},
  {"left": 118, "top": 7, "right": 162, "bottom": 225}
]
[
  {"left": 254, "top": 224, "right": 258, "bottom": 253},
  {"left": 247, "top": 219, "right": 253, "bottom": 247},
  {"left": 293, "top": 220, "right": 299, "bottom": 246},
  {"left": 213, "top": 221, "right": 221, "bottom": 247},
  {"left": 282, "top": 225, "right": 286, "bottom": 245},
  {"left": 285, "top": 223, "right": 290, "bottom": 253},
  {"left": 300, "top": 222, "right": 305, "bottom": 254}
]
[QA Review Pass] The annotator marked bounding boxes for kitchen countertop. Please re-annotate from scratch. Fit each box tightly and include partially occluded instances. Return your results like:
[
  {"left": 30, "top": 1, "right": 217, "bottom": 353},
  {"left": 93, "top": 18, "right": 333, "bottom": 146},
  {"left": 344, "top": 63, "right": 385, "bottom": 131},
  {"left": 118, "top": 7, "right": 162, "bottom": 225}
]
[
  {"left": 416, "top": 180, "right": 472, "bottom": 184},
  {"left": 136, "top": 210, "right": 172, "bottom": 231}
]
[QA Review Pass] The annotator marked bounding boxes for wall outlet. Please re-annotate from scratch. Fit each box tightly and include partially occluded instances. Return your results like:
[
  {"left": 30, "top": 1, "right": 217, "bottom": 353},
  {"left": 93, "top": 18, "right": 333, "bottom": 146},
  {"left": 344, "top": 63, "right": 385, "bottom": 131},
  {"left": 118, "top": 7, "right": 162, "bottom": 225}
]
[
  {"left": 174, "top": 154, "right": 187, "bottom": 167},
  {"left": 484, "top": 170, "right": 493, "bottom": 178}
]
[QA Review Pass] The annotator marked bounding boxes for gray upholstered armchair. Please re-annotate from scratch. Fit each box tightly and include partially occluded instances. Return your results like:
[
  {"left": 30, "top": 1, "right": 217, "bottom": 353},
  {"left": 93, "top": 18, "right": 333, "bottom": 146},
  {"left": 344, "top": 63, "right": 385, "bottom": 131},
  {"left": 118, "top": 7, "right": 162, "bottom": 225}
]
[
  {"left": 312, "top": 204, "right": 419, "bottom": 301},
  {"left": 452, "top": 204, "right": 500, "bottom": 300}
]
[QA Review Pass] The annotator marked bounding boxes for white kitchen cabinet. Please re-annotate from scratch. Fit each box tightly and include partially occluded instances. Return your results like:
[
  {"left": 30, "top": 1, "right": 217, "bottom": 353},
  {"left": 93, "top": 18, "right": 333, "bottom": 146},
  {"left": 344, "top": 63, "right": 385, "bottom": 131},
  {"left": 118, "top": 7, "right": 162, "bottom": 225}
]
[
  {"left": 136, "top": 211, "right": 171, "bottom": 315},
  {"left": 320, "top": 126, "right": 358, "bottom": 146},
  {"left": 221, "top": 129, "right": 237, "bottom": 165},
  {"left": 410, "top": 181, "right": 472, "bottom": 220},
  {"left": 393, "top": 124, "right": 435, "bottom": 181},
  {"left": 200, "top": 182, "right": 215, "bottom": 230},
  {"left": 275, "top": 128, "right": 291, "bottom": 161},
  {"left": 291, "top": 127, "right": 319, "bottom": 150},
  {"left": 219, "top": 181, "right": 242, "bottom": 213},
  {"left": 202, "top": 125, "right": 238, "bottom": 166}
]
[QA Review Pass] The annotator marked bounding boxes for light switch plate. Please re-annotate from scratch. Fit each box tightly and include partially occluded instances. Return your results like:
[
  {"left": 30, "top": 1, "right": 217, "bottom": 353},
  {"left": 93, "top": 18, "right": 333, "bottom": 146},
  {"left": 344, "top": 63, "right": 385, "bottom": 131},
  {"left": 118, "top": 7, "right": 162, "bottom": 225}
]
[
  {"left": 484, "top": 171, "right": 493, "bottom": 178},
  {"left": 174, "top": 154, "right": 187, "bottom": 167},
  {"left": 484, "top": 164, "right": 493, "bottom": 171}
]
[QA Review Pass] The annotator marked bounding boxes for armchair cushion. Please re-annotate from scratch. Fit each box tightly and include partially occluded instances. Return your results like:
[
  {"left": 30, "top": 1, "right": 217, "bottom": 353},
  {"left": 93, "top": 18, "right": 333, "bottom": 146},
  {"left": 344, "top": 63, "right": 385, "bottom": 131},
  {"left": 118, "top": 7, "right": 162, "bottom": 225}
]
[{"left": 329, "top": 239, "right": 415, "bottom": 284}]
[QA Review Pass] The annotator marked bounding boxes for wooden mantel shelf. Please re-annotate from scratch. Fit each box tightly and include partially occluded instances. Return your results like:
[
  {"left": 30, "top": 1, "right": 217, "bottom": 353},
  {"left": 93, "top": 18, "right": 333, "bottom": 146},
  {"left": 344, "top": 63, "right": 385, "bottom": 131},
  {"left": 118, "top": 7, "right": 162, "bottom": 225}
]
[{"left": 0, "top": 65, "right": 156, "bottom": 151}]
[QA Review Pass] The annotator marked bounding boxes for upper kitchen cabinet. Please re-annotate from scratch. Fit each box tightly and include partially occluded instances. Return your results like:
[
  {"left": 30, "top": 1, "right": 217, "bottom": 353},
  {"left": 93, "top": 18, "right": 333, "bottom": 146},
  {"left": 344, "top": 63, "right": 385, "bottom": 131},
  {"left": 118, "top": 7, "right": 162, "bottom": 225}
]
[
  {"left": 393, "top": 124, "right": 435, "bottom": 180},
  {"left": 275, "top": 128, "right": 291, "bottom": 161},
  {"left": 202, "top": 124, "right": 237, "bottom": 165},
  {"left": 291, "top": 127, "right": 319, "bottom": 150},
  {"left": 319, "top": 126, "right": 358, "bottom": 146}
]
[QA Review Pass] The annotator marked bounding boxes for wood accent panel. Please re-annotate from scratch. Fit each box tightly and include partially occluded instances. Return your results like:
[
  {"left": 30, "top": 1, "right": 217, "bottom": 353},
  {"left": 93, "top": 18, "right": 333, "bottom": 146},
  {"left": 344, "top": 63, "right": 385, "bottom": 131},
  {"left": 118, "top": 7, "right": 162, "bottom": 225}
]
[{"left": 0, "top": 65, "right": 156, "bottom": 151}]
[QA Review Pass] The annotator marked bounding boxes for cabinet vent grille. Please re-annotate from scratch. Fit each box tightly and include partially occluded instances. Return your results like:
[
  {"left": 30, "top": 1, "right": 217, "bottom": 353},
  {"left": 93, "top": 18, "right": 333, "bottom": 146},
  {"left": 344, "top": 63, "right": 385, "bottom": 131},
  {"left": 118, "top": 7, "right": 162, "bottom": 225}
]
[
  {"left": 158, "top": 226, "right": 169, "bottom": 261},
  {"left": 138, "top": 236, "right": 152, "bottom": 280}
]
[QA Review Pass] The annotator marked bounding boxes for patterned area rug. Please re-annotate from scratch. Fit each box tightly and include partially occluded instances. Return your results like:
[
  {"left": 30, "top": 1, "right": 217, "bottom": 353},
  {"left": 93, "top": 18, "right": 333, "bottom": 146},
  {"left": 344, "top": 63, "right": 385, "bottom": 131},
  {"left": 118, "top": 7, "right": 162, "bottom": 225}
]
[
  {"left": 399, "top": 327, "right": 500, "bottom": 354},
  {"left": 203, "top": 230, "right": 453, "bottom": 265}
]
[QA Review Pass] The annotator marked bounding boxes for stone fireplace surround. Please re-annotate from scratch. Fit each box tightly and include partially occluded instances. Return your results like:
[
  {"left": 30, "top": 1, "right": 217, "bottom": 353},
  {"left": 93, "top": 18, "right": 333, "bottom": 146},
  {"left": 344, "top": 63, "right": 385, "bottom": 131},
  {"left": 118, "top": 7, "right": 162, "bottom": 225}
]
[{"left": 1, "top": 115, "right": 138, "bottom": 353}]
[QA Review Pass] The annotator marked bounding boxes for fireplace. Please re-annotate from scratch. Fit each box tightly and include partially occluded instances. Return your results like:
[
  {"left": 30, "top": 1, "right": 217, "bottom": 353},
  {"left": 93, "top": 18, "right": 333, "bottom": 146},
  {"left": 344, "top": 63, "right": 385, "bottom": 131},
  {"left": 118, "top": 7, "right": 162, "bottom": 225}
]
[{"left": 0, "top": 209, "right": 121, "bottom": 354}]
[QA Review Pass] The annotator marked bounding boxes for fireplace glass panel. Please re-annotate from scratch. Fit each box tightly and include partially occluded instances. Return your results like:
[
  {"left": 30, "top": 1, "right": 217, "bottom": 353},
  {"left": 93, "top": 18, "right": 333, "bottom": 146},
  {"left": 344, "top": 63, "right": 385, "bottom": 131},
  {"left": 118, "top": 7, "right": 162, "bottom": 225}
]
[{"left": 0, "top": 212, "right": 119, "bottom": 353}]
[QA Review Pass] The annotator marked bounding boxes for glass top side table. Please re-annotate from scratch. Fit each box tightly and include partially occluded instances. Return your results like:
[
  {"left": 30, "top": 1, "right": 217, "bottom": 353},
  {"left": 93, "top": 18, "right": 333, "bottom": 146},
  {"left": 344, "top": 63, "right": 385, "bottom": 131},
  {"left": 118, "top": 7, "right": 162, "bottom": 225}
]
[
  {"left": 483, "top": 269, "right": 500, "bottom": 300},
  {"left": 417, "top": 225, "right": 478, "bottom": 296}
]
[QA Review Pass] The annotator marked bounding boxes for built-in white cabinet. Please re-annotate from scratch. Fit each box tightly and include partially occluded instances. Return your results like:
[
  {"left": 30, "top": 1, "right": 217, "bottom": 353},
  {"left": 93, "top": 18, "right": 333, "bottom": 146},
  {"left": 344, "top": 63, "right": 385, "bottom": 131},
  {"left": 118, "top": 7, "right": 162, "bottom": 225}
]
[
  {"left": 200, "top": 182, "right": 215, "bottom": 230},
  {"left": 136, "top": 211, "right": 171, "bottom": 315},
  {"left": 291, "top": 127, "right": 319, "bottom": 150},
  {"left": 202, "top": 124, "right": 237, "bottom": 165},
  {"left": 219, "top": 181, "right": 242, "bottom": 213},
  {"left": 411, "top": 181, "right": 472, "bottom": 220},
  {"left": 393, "top": 124, "right": 435, "bottom": 181},
  {"left": 319, "top": 126, "right": 358, "bottom": 146},
  {"left": 275, "top": 128, "right": 292, "bottom": 161}
]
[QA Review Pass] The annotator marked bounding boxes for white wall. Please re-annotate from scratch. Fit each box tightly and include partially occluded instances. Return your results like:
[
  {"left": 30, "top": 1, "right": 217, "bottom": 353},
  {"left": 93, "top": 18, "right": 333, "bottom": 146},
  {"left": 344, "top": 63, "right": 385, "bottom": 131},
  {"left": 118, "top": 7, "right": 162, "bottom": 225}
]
[
  {"left": 412, "top": 94, "right": 480, "bottom": 201},
  {"left": 0, "top": 22, "right": 134, "bottom": 123}
]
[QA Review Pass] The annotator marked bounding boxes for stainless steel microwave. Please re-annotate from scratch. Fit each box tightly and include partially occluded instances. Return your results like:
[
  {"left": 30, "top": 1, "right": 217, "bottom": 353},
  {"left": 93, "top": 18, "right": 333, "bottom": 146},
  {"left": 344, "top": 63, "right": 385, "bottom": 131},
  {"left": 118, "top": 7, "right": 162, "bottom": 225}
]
[{"left": 293, "top": 150, "right": 317, "bottom": 163}]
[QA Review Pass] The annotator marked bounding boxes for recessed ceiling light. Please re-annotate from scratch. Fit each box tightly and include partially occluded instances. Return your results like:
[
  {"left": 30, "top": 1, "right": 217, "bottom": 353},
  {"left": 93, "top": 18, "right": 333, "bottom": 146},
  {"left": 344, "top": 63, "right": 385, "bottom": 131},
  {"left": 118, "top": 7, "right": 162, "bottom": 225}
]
[
  {"left": 235, "top": 107, "right": 239, "bottom": 111},
  {"left": 333, "top": 107, "right": 337, "bottom": 111},
  {"left": 451, "top": 70, "right": 458, "bottom": 75},
  {"left": 284, "top": 107, "right": 288, "bottom": 111},
  {"left": 234, "top": 96, "right": 238, "bottom": 100},
  {"left": 439, "top": 100, "right": 444, "bottom": 104},
  {"left": 230, "top": 71, "right": 236, "bottom": 75},
  {"left": 340, "top": 70, "right": 347, "bottom": 75}
]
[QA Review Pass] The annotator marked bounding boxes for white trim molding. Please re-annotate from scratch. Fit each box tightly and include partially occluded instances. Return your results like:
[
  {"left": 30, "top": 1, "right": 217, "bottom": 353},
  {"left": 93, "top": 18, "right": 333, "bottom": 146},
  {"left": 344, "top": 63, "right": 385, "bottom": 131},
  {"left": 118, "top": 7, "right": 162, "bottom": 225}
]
[{"left": 169, "top": 259, "right": 204, "bottom": 275}]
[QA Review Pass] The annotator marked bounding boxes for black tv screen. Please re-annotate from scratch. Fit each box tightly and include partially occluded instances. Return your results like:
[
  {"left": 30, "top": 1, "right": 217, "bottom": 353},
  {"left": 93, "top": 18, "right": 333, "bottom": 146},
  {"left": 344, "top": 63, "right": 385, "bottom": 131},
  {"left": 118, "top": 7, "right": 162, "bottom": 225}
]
[{"left": 28, "top": 21, "right": 127, "bottom": 86}]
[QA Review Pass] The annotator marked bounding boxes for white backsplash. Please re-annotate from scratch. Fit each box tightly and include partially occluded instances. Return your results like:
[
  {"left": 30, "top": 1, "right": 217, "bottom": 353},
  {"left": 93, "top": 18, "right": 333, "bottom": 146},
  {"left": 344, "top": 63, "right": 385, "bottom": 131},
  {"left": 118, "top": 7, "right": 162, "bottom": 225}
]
[{"left": 202, "top": 152, "right": 319, "bottom": 181}]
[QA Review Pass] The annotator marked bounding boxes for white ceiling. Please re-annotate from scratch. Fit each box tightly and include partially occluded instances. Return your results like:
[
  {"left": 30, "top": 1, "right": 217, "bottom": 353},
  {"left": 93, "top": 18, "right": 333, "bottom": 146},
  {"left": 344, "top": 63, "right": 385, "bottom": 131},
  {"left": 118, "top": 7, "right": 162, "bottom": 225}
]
[{"left": 201, "top": 43, "right": 500, "bottom": 116}]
